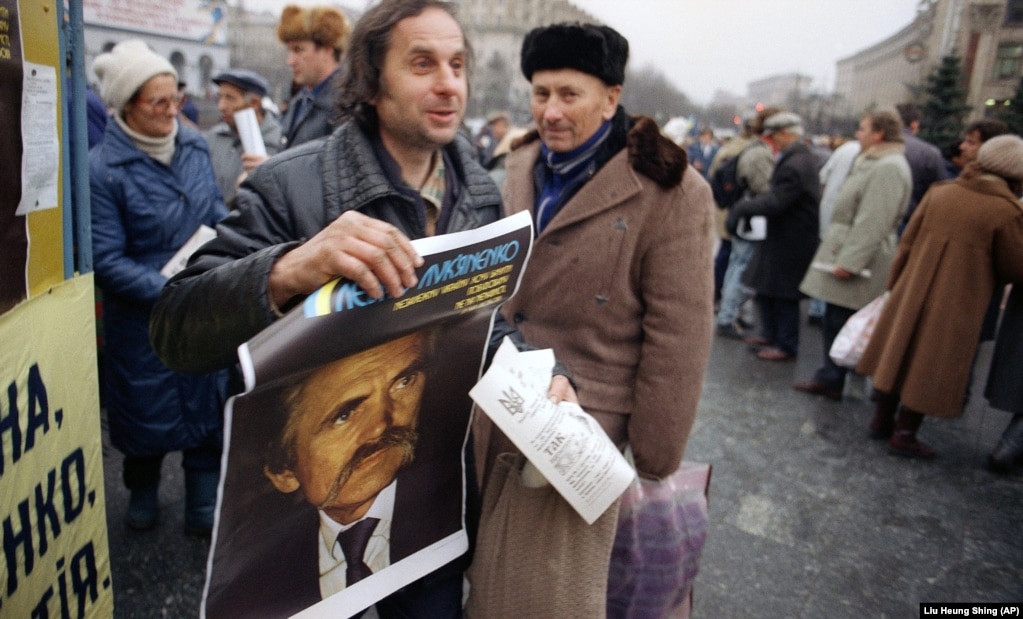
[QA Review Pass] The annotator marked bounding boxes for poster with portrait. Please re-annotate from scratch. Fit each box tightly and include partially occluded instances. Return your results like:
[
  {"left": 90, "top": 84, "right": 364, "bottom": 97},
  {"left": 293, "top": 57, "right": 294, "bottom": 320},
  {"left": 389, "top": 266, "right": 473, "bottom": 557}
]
[{"left": 202, "top": 212, "right": 533, "bottom": 619}]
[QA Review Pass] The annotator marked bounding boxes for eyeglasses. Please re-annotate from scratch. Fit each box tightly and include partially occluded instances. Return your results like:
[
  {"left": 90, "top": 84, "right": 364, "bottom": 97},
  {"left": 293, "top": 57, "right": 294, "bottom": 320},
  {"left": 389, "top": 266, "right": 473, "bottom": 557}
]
[{"left": 139, "top": 93, "right": 186, "bottom": 112}]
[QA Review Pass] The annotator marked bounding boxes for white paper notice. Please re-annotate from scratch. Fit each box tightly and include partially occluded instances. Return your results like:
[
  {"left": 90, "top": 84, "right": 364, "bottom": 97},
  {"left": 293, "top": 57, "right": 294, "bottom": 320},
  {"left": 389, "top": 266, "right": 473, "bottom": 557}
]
[
  {"left": 234, "top": 108, "right": 266, "bottom": 157},
  {"left": 736, "top": 215, "right": 767, "bottom": 241},
  {"left": 160, "top": 225, "right": 217, "bottom": 278},
  {"left": 811, "top": 261, "right": 872, "bottom": 279},
  {"left": 470, "top": 338, "right": 635, "bottom": 524},
  {"left": 16, "top": 62, "right": 60, "bottom": 215}
]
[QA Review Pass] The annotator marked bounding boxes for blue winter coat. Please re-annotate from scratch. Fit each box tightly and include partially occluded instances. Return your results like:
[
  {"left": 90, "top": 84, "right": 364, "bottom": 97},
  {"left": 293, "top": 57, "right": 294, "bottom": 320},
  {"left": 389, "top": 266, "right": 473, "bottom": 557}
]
[{"left": 90, "top": 119, "right": 228, "bottom": 457}]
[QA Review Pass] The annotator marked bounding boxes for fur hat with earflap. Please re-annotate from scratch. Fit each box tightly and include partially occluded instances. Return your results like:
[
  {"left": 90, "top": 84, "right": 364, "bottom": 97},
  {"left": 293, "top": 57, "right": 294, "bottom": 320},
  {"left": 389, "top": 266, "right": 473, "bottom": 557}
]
[
  {"left": 520, "top": 22, "right": 629, "bottom": 86},
  {"left": 92, "top": 40, "right": 177, "bottom": 112},
  {"left": 276, "top": 5, "right": 351, "bottom": 52}
]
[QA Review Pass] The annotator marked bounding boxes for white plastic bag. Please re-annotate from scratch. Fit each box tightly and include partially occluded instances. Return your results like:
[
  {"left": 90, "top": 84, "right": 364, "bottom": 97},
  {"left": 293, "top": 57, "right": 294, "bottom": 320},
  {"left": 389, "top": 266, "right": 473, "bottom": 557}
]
[{"left": 829, "top": 292, "right": 888, "bottom": 368}]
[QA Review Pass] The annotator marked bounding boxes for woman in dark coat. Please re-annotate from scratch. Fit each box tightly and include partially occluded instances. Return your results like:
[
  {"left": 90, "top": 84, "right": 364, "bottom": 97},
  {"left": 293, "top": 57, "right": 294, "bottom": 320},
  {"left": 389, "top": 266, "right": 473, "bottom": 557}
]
[
  {"left": 985, "top": 284, "right": 1023, "bottom": 472},
  {"left": 857, "top": 135, "right": 1023, "bottom": 459},
  {"left": 90, "top": 41, "right": 228, "bottom": 533}
]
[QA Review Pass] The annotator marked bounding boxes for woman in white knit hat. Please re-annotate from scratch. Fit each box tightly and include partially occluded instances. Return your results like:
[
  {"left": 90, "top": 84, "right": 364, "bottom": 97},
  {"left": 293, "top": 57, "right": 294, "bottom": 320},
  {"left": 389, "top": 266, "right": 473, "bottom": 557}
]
[
  {"left": 90, "top": 40, "right": 228, "bottom": 534},
  {"left": 857, "top": 134, "right": 1023, "bottom": 459}
]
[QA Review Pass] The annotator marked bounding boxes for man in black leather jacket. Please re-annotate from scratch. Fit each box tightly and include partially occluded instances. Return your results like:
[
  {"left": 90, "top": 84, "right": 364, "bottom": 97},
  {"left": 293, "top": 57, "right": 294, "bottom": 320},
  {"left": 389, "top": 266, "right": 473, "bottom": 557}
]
[
  {"left": 152, "top": 0, "right": 572, "bottom": 388},
  {"left": 150, "top": 1, "right": 573, "bottom": 616}
]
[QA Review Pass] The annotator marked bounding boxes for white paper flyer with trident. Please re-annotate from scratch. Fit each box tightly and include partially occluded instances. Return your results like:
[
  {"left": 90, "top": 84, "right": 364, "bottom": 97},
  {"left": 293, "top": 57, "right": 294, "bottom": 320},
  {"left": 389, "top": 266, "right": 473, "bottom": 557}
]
[{"left": 470, "top": 338, "right": 634, "bottom": 524}]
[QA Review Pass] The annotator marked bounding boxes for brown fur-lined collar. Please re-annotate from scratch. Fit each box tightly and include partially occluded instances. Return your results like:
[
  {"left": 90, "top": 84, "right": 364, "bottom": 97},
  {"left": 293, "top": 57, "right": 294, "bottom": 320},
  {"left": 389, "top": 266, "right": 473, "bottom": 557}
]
[{"left": 510, "top": 115, "right": 688, "bottom": 188}]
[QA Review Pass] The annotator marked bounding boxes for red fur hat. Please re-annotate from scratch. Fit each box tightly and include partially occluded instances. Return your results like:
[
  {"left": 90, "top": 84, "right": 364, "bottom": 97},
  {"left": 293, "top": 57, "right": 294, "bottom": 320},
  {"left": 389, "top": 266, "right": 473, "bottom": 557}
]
[{"left": 276, "top": 5, "right": 351, "bottom": 52}]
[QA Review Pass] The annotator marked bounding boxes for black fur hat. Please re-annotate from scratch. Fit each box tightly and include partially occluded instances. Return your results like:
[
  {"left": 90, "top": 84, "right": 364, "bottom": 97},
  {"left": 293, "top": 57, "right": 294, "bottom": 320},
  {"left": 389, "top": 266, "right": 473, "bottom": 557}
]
[{"left": 520, "top": 22, "right": 629, "bottom": 86}]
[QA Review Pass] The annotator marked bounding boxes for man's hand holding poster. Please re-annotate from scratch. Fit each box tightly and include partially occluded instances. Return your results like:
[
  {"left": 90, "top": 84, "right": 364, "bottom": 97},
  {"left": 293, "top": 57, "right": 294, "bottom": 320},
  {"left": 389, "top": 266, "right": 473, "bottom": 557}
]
[{"left": 202, "top": 213, "right": 533, "bottom": 619}]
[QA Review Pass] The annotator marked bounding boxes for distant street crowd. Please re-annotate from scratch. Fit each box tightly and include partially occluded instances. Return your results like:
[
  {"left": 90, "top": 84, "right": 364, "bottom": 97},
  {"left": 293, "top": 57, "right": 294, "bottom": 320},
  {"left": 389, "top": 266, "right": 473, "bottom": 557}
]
[{"left": 685, "top": 104, "right": 1023, "bottom": 470}]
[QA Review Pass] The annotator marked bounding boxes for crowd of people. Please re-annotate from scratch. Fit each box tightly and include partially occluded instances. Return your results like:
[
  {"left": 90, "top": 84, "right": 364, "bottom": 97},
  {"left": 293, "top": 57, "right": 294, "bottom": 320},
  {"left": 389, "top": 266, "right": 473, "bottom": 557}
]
[
  {"left": 695, "top": 103, "right": 1023, "bottom": 468},
  {"left": 78, "top": 0, "right": 1023, "bottom": 616}
]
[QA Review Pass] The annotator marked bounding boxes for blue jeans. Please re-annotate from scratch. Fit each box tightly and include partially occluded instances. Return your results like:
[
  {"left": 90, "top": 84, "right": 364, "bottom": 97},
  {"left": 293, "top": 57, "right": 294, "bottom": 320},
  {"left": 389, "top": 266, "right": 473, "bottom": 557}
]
[
  {"left": 717, "top": 238, "right": 755, "bottom": 326},
  {"left": 808, "top": 298, "right": 826, "bottom": 318},
  {"left": 714, "top": 238, "right": 732, "bottom": 303}
]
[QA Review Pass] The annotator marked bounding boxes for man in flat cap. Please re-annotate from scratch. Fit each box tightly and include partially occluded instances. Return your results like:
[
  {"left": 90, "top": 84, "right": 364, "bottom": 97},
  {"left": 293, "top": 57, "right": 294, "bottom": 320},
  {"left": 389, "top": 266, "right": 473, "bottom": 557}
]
[
  {"left": 482, "top": 21, "right": 714, "bottom": 495},
  {"left": 714, "top": 106, "right": 779, "bottom": 341},
  {"left": 725, "top": 111, "right": 821, "bottom": 362},
  {"left": 277, "top": 4, "right": 351, "bottom": 150},
  {"left": 205, "top": 68, "right": 281, "bottom": 204}
]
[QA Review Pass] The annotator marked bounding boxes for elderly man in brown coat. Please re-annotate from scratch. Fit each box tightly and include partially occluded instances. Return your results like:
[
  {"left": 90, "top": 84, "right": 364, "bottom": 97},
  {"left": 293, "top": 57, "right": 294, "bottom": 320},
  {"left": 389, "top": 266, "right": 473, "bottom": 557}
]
[
  {"left": 857, "top": 134, "right": 1023, "bottom": 459},
  {"left": 478, "top": 22, "right": 715, "bottom": 482}
]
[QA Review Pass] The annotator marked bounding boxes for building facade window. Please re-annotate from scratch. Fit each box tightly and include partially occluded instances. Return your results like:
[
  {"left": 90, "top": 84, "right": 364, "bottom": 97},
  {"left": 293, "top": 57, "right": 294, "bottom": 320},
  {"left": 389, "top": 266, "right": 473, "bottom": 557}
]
[
  {"left": 199, "top": 55, "right": 213, "bottom": 93},
  {"left": 1006, "top": 0, "right": 1023, "bottom": 26},
  {"left": 993, "top": 43, "right": 1023, "bottom": 80},
  {"left": 169, "top": 51, "right": 186, "bottom": 80}
]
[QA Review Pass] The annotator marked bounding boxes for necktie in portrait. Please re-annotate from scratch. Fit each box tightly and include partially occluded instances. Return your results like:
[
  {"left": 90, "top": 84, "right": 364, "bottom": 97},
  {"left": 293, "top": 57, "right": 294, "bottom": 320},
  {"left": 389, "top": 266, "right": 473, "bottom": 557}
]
[{"left": 337, "top": 517, "right": 380, "bottom": 586}]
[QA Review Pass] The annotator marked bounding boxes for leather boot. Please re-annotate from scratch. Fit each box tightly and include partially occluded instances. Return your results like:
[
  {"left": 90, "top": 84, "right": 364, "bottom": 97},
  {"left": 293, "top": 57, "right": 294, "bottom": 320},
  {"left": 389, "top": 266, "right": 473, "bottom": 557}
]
[
  {"left": 888, "top": 408, "right": 935, "bottom": 459},
  {"left": 124, "top": 455, "right": 162, "bottom": 530},
  {"left": 988, "top": 414, "right": 1023, "bottom": 474},
  {"left": 127, "top": 484, "right": 159, "bottom": 530},
  {"left": 184, "top": 469, "right": 220, "bottom": 537},
  {"left": 868, "top": 390, "right": 899, "bottom": 439}
]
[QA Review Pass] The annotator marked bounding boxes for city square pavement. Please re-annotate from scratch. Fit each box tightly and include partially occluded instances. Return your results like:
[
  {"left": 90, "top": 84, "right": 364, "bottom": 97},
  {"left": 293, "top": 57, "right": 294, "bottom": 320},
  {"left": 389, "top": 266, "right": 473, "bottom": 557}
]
[{"left": 102, "top": 306, "right": 1023, "bottom": 618}]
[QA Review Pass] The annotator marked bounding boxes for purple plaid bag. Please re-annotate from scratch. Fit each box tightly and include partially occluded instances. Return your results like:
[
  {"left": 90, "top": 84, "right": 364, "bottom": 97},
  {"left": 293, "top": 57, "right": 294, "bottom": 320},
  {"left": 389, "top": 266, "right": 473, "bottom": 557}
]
[{"left": 606, "top": 460, "right": 710, "bottom": 619}]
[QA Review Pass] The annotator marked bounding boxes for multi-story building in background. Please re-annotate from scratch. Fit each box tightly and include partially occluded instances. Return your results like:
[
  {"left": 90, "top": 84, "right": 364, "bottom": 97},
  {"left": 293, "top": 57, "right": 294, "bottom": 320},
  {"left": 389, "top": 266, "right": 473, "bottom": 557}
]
[
  {"left": 82, "top": 0, "right": 231, "bottom": 101},
  {"left": 835, "top": 0, "right": 1023, "bottom": 121},
  {"left": 81, "top": 0, "right": 1023, "bottom": 132},
  {"left": 746, "top": 73, "right": 814, "bottom": 109}
]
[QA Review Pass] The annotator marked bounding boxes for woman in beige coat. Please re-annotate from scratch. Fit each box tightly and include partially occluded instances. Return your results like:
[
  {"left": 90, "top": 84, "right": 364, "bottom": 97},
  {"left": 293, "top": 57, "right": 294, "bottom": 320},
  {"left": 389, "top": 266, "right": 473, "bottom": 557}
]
[{"left": 857, "top": 134, "right": 1023, "bottom": 458}]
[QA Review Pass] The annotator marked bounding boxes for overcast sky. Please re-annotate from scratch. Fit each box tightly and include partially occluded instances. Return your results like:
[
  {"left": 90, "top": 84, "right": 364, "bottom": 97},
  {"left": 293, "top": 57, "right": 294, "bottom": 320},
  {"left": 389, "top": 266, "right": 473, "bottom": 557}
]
[
  {"left": 575, "top": 0, "right": 923, "bottom": 104},
  {"left": 243, "top": 0, "right": 924, "bottom": 105}
]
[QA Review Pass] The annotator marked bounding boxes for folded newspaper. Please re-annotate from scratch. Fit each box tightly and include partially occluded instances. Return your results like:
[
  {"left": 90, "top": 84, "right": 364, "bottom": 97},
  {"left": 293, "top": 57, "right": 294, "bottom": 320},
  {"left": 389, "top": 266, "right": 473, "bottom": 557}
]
[
  {"left": 234, "top": 108, "right": 267, "bottom": 157},
  {"left": 470, "top": 338, "right": 635, "bottom": 524},
  {"left": 160, "top": 224, "right": 216, "bottom": 278},
  {"left": 810, "top": 261, "right": 872, "bottom": 278}
]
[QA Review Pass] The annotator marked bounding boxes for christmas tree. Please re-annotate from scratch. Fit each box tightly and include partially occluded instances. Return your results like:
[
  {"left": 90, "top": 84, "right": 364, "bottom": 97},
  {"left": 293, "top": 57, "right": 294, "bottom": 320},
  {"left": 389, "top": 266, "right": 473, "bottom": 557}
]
[{"left": 919, "top": 55, "right": 972, "bottom": 147}]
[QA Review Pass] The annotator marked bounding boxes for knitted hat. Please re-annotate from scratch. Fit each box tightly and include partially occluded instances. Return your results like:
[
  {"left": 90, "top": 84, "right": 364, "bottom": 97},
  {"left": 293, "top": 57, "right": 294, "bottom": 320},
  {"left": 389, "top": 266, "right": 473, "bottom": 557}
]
[
  {"left": 92, "top": 40, "right": 177, "bottom": 112},
  {"left": 978, "top": 134, "right": 1023, "bottom": 180},
  {"left": 520, "top": 22, "right": 629, "bottom": 86},
  {"left": 276, "top": 5, "right": 351, "bottom": 52}
]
